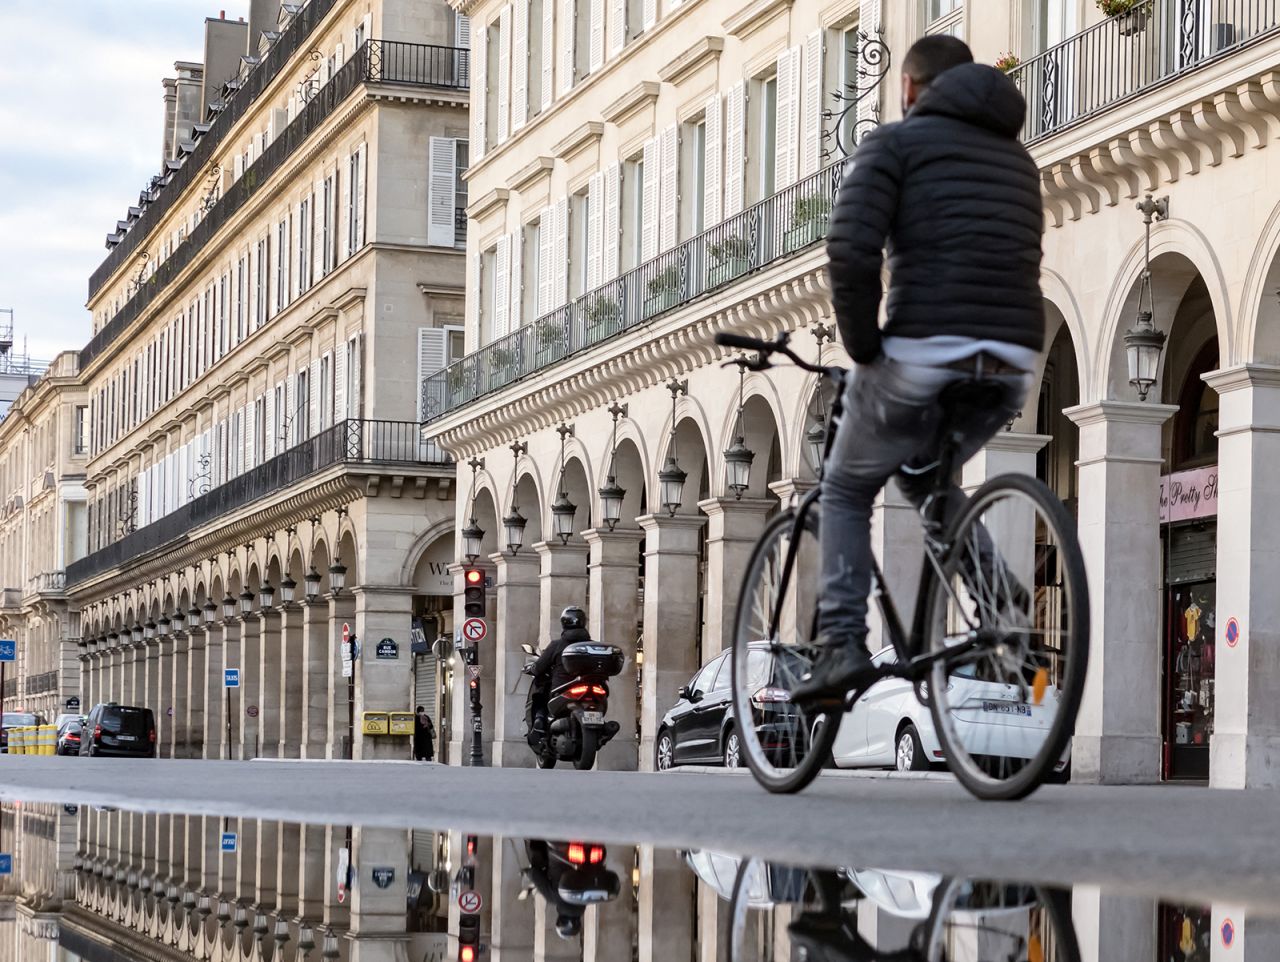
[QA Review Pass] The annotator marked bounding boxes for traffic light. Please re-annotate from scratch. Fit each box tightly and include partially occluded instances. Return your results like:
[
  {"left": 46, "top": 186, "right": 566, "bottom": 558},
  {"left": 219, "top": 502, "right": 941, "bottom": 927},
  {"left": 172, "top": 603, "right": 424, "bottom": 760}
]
[
  {"left": 463, "top": 568, "right": 484, "bottom": 619},
  {"left": 458, "top": 913, "right": 481, "bottom": 961}
]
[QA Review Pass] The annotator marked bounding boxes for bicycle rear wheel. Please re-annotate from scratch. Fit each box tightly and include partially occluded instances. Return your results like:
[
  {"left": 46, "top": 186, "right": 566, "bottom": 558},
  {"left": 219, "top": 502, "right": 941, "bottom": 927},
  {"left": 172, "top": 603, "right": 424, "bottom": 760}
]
[
  {"left": 923, "top": 473, "right": 1088, "bottom": 801},
  {"left": 730, "top": 505, "right": 840, "bottom": 794},
  {"left": 916, "top": 878, "right": 1081, "bottom": 962}
]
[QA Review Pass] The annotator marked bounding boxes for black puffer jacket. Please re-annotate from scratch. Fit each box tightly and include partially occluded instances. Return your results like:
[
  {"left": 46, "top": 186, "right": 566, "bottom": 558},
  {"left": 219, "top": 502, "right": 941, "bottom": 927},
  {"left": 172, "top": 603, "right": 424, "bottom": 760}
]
[
  {"left": 826, "top": 63, "right": 1045, "bottom": 363},
  {"left": 533, "top": 626, "right": 592, "bottom": 692}
]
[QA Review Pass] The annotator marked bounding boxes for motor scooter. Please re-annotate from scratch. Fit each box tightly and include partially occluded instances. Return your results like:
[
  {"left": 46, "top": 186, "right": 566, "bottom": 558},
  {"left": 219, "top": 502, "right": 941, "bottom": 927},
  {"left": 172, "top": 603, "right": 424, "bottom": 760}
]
[{"left": 522, "top": 641, "right": 624, "bottom": 769}]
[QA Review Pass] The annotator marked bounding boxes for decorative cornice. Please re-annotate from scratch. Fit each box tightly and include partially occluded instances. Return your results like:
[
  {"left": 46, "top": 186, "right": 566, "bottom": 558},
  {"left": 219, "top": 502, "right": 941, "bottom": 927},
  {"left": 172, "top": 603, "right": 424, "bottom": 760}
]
[
  {"left": 604, "top": 80, "right": 664, "bottom": 124},
  {"left": 724, "top": 0, "right": 793, "bottom": 39},
  {"left": 508, "top": 155, "right": 555, "bottom": 192},
  {"left": 467, "top": 187, "right": 511, "bottom": 221},
  {"left": 333, "top": 285, "right": 368, "bottom": 312},
  {"left": 554, "top": 121, "right": 607, "bottom": 163},
  {"left": 657, "top": 37, "right": 724, "bottom": 86}
]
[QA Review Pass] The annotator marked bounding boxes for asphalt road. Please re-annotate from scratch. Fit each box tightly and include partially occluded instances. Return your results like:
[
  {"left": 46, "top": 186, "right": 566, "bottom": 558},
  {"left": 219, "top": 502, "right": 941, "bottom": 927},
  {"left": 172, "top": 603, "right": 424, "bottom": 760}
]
[{"left": 3, "top": 758, "right": 1278, "bottom": 911}]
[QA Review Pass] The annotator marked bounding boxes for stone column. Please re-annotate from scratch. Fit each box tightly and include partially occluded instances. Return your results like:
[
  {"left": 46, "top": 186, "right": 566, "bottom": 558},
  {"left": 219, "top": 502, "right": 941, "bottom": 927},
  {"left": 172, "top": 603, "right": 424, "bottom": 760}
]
[
  {"left": 300, "top": 600, "right": 332, "bottom": 759},
  {"left": 323, "top": 824, "right": 352, "bottom": 929},
  {"left": 275, "top": 820, "right": 301, "bottom": 916},
  {"left": 169, "top": 633, "right": 189, "bottom": 758},
  {"left": 327, "top": 594, "right": 357, "bottom": 759},
  {"left": 221, "top": 618, "right": 246, "bottom": 759},
  {"left": 256, "top": 818, "right": 280, "bottom": 909},
  {"left": 255, "top": 609, "right": 280, "bottom": 758},
  {"left": 353, "top": 586, "right": 415, "bottom": 760},
  {"left": 637, "top": 515, "right": 705, "bottom": 771},
  {"left": 960, "top": 431, "right": 1053, "bottom": 492},
  {"left": 1206, "top": 366, "right": 1280, "bottom": 788},
  {"left": 278, "top": 605, "right": 305, "bottom": 757},
  {"left": 185, "top": 628, "right": 206, "bottom": 759},
  {"left": 1071, "top": 887, "right": 1155, "bottom": 962},
  {"left": 535, "top": 542, "right": 589, "bottom": 645},
  {"left": 535, "top": 895, "right": 579, "bottom": 961},
  {"left": 583, "top": 528, "right": 645, "bottom": 771},
  {"left": 146, "top": 638, "right": 164, "bottom": 751},
  {"left": 1066, "top": 401, "right": 1177, "bottom": 783},
  {"left": 489, "top": 551, "right": 541, "bottom": 767},
  {"left": 583, "top": 846, "right": 637, "bottom": 962},
  {"left": 118, "top": 644, "right": 134, "bottom": 705},
  {"left": 200, "top": 625, "right": 224, "bottom": 760},
  {"left": 297, "top": 822, "right": 330, "bottom": 921},
  {"left": 489, "top": 836, "right": 534, "bottom": 961},
  {"left": 1212, "top": 907, "right": 1280, "bottom": 960},
  {"left": 347, "top": 828, "right": 412, "bottom": 962},
  {"left": 697, "top": 498, "right": 773, "bottom": 661},
  {"left": 637, "top": 846, "right": 694, "bottom": 962}
]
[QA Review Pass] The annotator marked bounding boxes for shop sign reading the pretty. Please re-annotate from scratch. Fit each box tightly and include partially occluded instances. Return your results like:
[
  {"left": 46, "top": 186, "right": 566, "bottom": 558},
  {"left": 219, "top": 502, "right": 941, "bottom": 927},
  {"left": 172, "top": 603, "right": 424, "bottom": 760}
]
[{"left": 1159, "top": 466, "right": 1219, "bottom": 523}]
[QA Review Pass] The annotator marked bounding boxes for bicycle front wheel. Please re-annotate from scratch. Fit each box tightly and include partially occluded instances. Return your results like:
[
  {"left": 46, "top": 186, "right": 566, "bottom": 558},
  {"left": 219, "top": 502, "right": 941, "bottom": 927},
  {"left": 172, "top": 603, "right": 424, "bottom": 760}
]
[
  {"left": 924, "top": 473, "right": 1089, "bottom": 801},
  {"left": 731, "top": 505, "right": 840, "bottom": 794}
]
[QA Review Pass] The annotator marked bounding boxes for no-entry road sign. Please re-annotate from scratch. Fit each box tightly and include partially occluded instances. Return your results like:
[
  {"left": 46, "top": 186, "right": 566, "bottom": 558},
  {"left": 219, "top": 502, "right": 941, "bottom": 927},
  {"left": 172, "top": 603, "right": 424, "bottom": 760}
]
[{"left": 462, "top": 618, "right": 487, "bottom": 642}]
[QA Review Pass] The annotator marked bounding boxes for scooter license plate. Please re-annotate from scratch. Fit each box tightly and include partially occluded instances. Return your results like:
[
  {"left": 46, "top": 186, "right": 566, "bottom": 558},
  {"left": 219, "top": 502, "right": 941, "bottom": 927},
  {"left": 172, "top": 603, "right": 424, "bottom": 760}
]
[{"left": 581, "top": 711, "right": 605, "bottom": 726}]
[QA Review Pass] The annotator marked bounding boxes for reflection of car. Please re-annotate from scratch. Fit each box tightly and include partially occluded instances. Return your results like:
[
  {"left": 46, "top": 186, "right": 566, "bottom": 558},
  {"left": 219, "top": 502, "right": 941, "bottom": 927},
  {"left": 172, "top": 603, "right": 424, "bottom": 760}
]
[
  {"left": 656, "top": 644, "right": 811, "bottom": 771},
  {"left": 57, "top": 718, "right": 84, "bottom": 755},
  {"left": 834, "top": 646, "right": 1071, "bottom": 776},
  {"left": 79, "top": 703, "right": 156, "bottom": 758},
  {"left": 0, "top": 712, "right": 40, "bottom": 753}
]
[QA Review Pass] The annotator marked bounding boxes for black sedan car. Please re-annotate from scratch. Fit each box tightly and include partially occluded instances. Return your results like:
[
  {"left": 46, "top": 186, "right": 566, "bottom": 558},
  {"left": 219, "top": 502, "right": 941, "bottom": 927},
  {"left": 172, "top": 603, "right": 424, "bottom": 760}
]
[{"left": 57, "top": 717, "right": 85, "bottom": 755}]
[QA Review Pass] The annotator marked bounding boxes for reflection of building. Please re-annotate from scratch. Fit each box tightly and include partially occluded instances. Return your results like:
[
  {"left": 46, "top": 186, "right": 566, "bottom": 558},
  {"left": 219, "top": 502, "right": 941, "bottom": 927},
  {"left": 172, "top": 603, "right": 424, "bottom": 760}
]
[
  {"left": 426, "top": 0, "right": 1280, "bottom": 791},
  {"left": 0, "top": 0, "right": 473, "bottom": 756}
]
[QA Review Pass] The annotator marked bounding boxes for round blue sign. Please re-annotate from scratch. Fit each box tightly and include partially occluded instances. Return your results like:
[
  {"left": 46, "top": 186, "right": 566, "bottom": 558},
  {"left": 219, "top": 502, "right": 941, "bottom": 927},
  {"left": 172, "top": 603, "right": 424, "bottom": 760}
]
[{"left": 1222, "top": 918, "right": 1235, "bottom": 948}]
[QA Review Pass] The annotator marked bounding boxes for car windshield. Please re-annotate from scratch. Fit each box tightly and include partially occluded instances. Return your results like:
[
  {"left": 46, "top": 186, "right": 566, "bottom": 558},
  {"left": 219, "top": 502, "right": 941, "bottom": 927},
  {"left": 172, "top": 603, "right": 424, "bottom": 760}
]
[
  {"left": 2, "top": 713, "right": 37, "bottom": 727},
  {"left": 101, "top": 708, "right": 151, "bottom": 735}
]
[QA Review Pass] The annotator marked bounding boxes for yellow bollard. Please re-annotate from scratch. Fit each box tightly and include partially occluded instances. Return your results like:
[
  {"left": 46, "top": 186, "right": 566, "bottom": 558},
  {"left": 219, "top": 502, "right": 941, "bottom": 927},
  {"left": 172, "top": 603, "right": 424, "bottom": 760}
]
[
  {"left": 11, "top": 727, "right": 24, "bottom": 755},
  {"left": 42, "top": 725, "right": 54, "bottom": 756}
]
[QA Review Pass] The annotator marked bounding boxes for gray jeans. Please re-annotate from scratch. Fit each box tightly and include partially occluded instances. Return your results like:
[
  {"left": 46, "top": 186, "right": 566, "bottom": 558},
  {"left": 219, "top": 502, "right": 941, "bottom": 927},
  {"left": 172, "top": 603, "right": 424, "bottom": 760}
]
[{"left": 817, "top": 356, "right": 1031, "bottom": 645}]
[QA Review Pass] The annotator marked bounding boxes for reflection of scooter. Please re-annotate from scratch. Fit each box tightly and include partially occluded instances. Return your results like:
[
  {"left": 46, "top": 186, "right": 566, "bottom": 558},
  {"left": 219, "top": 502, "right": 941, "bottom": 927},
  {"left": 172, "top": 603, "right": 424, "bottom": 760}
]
[
  {"left": 521, "top": 642, "right": 625, "bottom": 769},
  {"left": 726, "top": 856, "right": 1080, "bottom": 962},
  {"left": 522, "top": 839, "right": 622, "bottom": 940}
]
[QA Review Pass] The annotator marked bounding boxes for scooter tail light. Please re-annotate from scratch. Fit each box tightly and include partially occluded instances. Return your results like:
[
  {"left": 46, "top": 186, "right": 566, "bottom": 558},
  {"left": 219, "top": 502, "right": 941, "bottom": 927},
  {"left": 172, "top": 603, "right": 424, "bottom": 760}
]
[
  {"left": 752, "top": 686, "right": 792, "bottom": 704},
  {"left": 588, "top": 845, "right": 605, "bottom": 864},
  {"left": 567, "top": 684, "right": 589, "bottom": 698},
  {"left": 590, "top": 684, "right": 607, "bottom": 696},
  {"left": 567, "top": 843, "right": 586, "bottom": 865}
]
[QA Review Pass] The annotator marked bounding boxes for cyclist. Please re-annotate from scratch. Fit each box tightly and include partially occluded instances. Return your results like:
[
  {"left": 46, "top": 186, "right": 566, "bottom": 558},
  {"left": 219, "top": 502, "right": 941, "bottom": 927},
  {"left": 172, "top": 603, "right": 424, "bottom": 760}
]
[{"left": 793, "top": 35, "right": 1044, "bottom": 702}]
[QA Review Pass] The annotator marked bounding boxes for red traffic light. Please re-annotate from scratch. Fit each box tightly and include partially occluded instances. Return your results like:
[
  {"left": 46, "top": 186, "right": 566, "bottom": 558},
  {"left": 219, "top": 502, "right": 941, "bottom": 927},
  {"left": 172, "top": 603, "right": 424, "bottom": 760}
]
[
  {"left": 465, "top": 568, "right": 483, "bottom": 585},
  {"left": 459, "top": 946, "right": 475, "bottom": 962}
]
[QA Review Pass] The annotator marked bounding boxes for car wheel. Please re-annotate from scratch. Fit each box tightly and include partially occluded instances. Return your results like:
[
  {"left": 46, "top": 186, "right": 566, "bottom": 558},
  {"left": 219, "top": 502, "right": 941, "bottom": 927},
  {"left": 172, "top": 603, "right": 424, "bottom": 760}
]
[
  {"left": 722, "top": 728, "right": 741, "bottom": 769},
  {"left": 896, "top": 724, "right": 928, "bottom": 772},
  {"left": 656, "top": 730, "right": 675, "bottom": 771}
]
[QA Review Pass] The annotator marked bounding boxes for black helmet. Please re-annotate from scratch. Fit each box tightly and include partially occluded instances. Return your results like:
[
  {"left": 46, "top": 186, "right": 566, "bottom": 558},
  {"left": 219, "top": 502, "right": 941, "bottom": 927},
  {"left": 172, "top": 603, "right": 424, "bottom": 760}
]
[
  {"left": 560, "top": 606, "right": 586, "bottom": 631},
  {"left": 555, "top": 915, "right": 581, "bottom": 940}
]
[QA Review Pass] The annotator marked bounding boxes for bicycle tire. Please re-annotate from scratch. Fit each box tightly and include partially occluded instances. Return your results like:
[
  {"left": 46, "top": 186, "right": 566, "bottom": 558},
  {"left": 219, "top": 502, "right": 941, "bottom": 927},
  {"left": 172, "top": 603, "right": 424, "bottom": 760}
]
[
  {"left": 923, "top": 473, "right": 1089, "bottom": 801},
  {"left": 730, "top": 506, "right": 839, "bottom": 794},
  {"left": 916, "top": 877, "right": 1081, "bottom": 962}
]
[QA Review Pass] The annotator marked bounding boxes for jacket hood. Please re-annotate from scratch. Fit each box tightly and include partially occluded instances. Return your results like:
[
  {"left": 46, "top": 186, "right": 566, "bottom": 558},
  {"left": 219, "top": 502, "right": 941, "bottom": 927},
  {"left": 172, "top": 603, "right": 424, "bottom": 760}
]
[{"left": 910, "top": 62, "right": 1026, "bottom": 137}]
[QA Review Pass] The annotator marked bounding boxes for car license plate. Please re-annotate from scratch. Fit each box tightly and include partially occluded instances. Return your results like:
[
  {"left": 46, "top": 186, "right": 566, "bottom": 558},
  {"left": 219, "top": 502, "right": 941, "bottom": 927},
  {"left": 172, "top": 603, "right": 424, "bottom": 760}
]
[
  {"left": 982, "top": 701, "right": 1031, "bottom": 717},
  {"left": 581, "top": 711, "right": 604, "bottom": 726},
  {"left": 117, "top": 734, "right": 136, "bottom": 742}
]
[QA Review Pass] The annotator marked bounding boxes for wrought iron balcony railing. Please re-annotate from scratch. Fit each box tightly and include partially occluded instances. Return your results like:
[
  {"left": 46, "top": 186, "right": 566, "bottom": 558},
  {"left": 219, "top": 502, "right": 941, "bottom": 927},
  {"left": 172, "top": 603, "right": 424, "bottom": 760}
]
[
  {"left": 421, "top": 161, "right": 845, "bottom": 423},
  {"left": 66, "top": 419, "right": 452, "bottom": 588},
  {"left": 1010, "top": 0, "right": 1280, "bottom": 143},
  {"left": 82, "top": 38, "right": 469, "bottom": 372}
]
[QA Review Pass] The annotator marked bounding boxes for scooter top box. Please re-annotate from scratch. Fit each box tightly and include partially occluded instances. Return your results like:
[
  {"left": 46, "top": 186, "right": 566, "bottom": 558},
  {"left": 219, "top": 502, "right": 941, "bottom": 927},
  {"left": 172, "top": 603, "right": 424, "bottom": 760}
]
[{"left": 561, "top": 642, "right": 625, "bottom": 677}]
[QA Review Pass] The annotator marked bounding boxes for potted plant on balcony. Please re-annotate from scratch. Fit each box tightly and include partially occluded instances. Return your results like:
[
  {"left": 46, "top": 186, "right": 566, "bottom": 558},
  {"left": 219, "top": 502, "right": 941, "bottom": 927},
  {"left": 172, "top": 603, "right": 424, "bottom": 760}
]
[
  {"left": 784, "top": 195, "right": 832, "bottom": 253},
  {"left": 534, "top": 316, "right": 568, "bottom": 360},
  {"left": 1098, "top": 0, "right": 1149, "bottom": 35},
  {"left": 644, "top": 266, "right": 682, "bottom": 316},
  {"left": 489, "top": 343, "right": 520, "bottom": 381},
  {"left": 584, "top": 296, "right": 622, "bottom": 339},
  {"left": 994, "top": 52, "right": 1020, "bottom": 73},
  {"left": 706, "top": 234, "right": 751, "bottom": 287},
  {"left": 446, "top": 365, "right": 468, "bottom": 402}
]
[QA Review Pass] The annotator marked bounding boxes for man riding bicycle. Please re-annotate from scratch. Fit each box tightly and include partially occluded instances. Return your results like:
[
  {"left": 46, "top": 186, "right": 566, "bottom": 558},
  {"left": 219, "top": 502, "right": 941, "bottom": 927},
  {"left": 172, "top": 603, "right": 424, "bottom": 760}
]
[{"left": 792, "top": 35, "right": 1044, "bottom": 702}]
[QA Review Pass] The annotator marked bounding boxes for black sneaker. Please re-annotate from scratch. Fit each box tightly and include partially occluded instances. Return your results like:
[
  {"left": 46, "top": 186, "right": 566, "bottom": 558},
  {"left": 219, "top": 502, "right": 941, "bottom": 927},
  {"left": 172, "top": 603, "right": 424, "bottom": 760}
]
[{"left": 789, "top": 639, "right": 877, "bottom": 704}]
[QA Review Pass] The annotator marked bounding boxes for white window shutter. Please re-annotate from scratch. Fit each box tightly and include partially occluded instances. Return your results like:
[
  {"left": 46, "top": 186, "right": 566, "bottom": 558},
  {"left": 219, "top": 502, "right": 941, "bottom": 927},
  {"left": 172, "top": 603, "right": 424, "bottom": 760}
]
[
  {"left": 361, "top": 13, "right": 372, "bottom": 45},
  {"left": 335, "top": 41, "right": 344, "bottom": 64},
  {"left": 724, "top": 81, "right": 746, "bottom": 216},
  {"left": 586, "top": 173, "right": 603, "bottom": 290},
  {"left": 312, "top": 180, "right": 324, "bottom": 280},
  {"left": 349, "top": 335, "right": 364, "bottom": 419},
  {"left": 355, "top": 143, "right": 368, "bottom": 247},
  {"left": 509, "top": 228, "right": 524, "bottom": 327},
  {"left": 775, "top": 46, "right": 801, "bottom": 188},
  {"left": 334, "top": 343, "right": 348, "bottom": 421},
  {"left": 417, "top": 329, "right": 448, "bottom": 421},
  {"left": 537, "top": 207, "right": 554, "bottom": 315},
  {"left": 558, "top": 0, "right": 574, "bottom": 95},
  {"left": 512, "top": 0, "right": 529, "bottom": 132},
  {"left": 589, "top": 0, "right": 604, "bottom": 72},
  {"left": 494, "top": 234, "right": 511, "bottom": 339},
  {"left": 472, "top": 21, "right": 486, "bottom": 160},
  {"left": 704, "top": 94, "right": 722, "bottom": 228},
  {"left": 858, "top": 0, "right": 882, "bottom": 127},
  {"left": 602, "top": 164, "right": 620, "bottom": 282},
  {"left": 455, "top": 12, "right": 472, "bottom": 48},
  {"left": 641, "top": 138, "right": 658, "bottom": 261},
  {"left": 658, "top": 124, "right": 678, "bottom": 252},
  {"left": 802, "top": 31, "right": 824, "bottom": 177},
  {"left": 642, "top": 0, "right": 656, "bottom": 31},
  {"left": 497, "top": 5, "right": 511, "bottom": 143},
  {"left": 428, "top": 137, "right": 458, "bottom": 247},
  {"left": 541, "top": 0, "right": 555, "bottom": 111},
  {"left": 610, "top": 0, "right": 626, "bottom": 55},
  {"left": 552, "top": 196, "right": 570, "bottom": 307},
  {"left": 309, "top": 358, "right": 321, "bottom": 436},
  {"left": 233, "top": 154, "right": 244, "bottom": 179},
  {"left": 286, "top": 376, "right": 297, "bottom": 446},
  {"left": 242, "top": 402, "right": 253, "bottom": 470}
]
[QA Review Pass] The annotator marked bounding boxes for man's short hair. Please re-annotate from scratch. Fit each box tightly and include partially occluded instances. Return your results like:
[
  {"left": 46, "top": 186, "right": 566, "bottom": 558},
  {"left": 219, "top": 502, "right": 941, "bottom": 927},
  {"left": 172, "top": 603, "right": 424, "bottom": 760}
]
[{"left": 903, "top": 35, "right": 974, "bottom": 86}]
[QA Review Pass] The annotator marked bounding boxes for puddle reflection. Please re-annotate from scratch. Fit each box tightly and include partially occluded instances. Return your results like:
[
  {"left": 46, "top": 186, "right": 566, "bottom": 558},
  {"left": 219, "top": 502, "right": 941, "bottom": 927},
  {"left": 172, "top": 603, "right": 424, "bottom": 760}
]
[{"left": 0, "top": 802, "right": 1272, "bottom": 961}]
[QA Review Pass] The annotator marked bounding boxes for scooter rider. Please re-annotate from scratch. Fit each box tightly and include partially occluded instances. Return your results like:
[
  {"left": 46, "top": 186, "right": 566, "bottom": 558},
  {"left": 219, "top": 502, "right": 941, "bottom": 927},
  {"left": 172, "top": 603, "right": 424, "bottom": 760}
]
[
  {"left": 524, "top": 839, "right": 585, "bottom": 940},
  {"left": 524, "top": 606, "right": 591, "bottom": 734}
]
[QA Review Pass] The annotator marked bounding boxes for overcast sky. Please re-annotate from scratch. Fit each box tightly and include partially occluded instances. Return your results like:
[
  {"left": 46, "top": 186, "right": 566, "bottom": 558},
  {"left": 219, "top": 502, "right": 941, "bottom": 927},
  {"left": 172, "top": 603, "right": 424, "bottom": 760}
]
[{"left": 0, "top": 1, "right": 248, "bottom": 362}]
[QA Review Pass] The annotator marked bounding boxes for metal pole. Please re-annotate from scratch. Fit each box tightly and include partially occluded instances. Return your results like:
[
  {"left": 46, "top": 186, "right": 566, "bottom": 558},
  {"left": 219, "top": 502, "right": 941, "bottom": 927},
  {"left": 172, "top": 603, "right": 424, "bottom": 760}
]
[
  {"left": 1, "top": 663, "right": 6, "bottom": 748},
  {"left": 347, "top": 638, "right": 355, "bottom": 760},
  {"left": 226, "top": 686, "right": 232, "bottom": 761},
  {"left": 468, "top": 646, "right": 484, "bottom": 767}
]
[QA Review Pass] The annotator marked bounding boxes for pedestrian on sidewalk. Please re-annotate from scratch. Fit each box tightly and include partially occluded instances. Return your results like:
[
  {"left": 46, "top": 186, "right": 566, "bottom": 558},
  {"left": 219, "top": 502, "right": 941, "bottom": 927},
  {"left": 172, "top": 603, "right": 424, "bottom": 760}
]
[{"left": 413, "top": 706, "right": 435, "bottom": 761}]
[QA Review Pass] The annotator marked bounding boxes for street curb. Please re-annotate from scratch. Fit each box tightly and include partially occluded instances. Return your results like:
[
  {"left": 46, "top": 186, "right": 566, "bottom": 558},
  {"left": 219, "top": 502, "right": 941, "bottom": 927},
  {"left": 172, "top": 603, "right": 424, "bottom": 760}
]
[{"left": 669, "top": 765, "right": 953, "bottom": 781}]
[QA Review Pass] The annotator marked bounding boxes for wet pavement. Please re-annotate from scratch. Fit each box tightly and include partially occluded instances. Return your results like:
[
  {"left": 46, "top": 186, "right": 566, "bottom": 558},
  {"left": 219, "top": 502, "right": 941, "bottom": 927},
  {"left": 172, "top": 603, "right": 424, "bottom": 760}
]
[{"left": 0, "top": 759, "right": 1278, "bottom": 959}]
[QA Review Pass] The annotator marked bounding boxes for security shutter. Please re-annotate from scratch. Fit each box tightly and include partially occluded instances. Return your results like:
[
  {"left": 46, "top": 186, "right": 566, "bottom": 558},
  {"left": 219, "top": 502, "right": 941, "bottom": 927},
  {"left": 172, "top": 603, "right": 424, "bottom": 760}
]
[
  {"left": 512, "top": 0, "right": 529, "bottom": 132},
  {"left": 428, "top": 138, "right": 458, "bottom": 247},
  {"left": 589, "top": 0, "right": 605, "bottom": 72},
  {"left": 658, "top": 124, "right": 678, "bottom": 251},
  {"left": 801, "top": 31, "right": 824, "bottom": 176},
  {"left": 602, "top": 164, "right": 620, "bottom": 282},
  {"left": 724, "top": 81, "right": 746, "bottom": 216},
  {"left": 775, "top": 46, "right": 802, "bottom": 188},
  {"left": 537, "top": 206, "right": 554, "bottom": 314},
  {"left": 558, "top": 0, "right": 575, "bottom": 95},
  {"left": 417, "top": 329, "right": 448, "bottom": 421},
  {"left": 640, "top": 139, "right": 658, "bottom": 260},
  {"left": 541, "top": 0, "right": 555, "bottom": 111},
  {"left": 494, "top": 234, "right": 511, "bottom": 339},
  {"left": 586, "top": 173, "right": 603, "bottom": 290},
  {"left": 552, "top": 196, "right": 569, "bottom": 307},
  {"left": 497, "top": 5, "right": 511, "bottom": 143},
  {"left": 509, "top": 228, "right": 524, "bottom": 328},
  {"left": 472, "top": 18, "right": 486, "bottom": 160},
  {"left": 703, "top": 94, "right": 722, "bottom": 228},
  {"left": 1167, "top": 523, "right": 1217, "bottom": 584}
]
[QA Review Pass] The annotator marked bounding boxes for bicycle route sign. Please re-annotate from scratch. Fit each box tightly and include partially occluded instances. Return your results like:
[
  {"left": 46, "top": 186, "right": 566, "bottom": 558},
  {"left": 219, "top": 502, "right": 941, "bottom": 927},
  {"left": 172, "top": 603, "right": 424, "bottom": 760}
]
[
  {"left": 462, "top": 618, "right": 487, "bottom": 643},
  {"left": 0, "top": 640, "right": 15, "bottom": 662}
]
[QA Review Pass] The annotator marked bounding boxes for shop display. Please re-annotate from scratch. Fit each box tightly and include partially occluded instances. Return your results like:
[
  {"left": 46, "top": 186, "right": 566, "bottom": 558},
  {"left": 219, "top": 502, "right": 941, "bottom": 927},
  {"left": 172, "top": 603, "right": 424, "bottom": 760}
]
[{"left": 1166, "top": 584, "right": 1216, "bottom": 763}]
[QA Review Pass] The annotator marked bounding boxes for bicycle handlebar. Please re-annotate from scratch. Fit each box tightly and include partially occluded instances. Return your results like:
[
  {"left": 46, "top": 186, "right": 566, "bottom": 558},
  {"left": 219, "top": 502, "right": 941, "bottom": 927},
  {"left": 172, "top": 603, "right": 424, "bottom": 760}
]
[{"left": 714, "top": 330, "right": 841, "bottom": 378}]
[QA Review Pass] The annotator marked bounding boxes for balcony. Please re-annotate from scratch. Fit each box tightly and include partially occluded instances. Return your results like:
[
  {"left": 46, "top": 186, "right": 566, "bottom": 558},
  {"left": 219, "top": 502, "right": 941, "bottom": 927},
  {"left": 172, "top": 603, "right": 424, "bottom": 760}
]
[
  {"left": 421, "top": 161, "right": 844, "bottom": 423},
  {"left": 26, "top": 572, "right": 66, "bottom": 598},
  {"left": 66, "top": 419, "right": 452, "bottom": 588},
  {"left": 81, "top": 38, "right": 470, "bottom": 372},
  {"left": 1010, "top": 0, "right": 1280, "bottom": 143}
]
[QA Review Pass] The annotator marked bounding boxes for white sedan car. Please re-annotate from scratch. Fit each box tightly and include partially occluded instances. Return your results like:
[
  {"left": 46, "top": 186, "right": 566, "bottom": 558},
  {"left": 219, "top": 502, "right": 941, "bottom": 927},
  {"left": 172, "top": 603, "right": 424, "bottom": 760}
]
[{"left": 832, "top": 646, "right": 1070, "bottom": 775}]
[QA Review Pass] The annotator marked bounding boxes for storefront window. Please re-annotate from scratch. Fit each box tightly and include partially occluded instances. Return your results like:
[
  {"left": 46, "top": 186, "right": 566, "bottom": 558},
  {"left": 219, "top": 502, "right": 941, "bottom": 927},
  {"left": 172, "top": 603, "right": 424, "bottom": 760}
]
[{"left": 1158, "top": 902, "right": 1212, "bottom": 961}]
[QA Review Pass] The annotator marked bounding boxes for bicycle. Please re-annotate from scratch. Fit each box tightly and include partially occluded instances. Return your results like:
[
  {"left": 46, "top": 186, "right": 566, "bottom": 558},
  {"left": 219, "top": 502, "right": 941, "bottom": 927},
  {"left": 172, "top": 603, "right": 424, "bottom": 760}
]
[{"left": 716, "top": 330, "right": 1088, "bottom": 801}]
